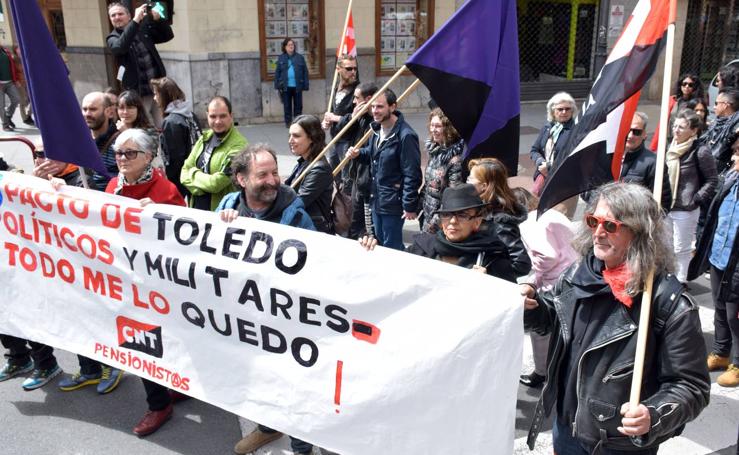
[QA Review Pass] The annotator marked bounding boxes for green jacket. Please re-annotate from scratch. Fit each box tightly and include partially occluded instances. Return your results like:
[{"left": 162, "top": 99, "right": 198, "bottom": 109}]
[{"left": 180, "top": 126, "right": 248, "bottom": 211}]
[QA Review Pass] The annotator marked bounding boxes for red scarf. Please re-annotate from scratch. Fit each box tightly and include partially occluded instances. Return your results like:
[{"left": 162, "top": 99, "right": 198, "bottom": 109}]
[{"left": 602, "top": 262, "right": 633, "bottom": 308}]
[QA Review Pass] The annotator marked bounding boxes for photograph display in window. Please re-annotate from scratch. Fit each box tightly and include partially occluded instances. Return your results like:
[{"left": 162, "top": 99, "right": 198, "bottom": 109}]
[
  {"left": 378, "top": 0, "right": 431, "bottom": 73},
  {"left": 262, "top": 0, "right": 321, "bottom": 77}
]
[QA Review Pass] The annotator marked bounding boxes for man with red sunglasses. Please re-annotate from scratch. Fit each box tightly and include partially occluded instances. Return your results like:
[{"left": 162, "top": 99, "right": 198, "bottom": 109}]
[{"left": 522, "top": 182, "right": 709, "bottom": 454}]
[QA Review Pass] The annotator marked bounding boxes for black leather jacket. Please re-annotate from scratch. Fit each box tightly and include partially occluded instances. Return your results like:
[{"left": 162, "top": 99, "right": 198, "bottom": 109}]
[
  {"left": 524, "top": 256, "right": 710, "bottom": 452},
  {"left": 285, "top": 157, "right": 334, "bottom": 234}
]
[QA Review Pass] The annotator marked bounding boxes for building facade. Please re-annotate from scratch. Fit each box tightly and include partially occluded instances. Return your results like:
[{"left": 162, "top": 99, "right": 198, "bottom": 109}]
[{"left": 0, "top": 0, "right": 732, "bottom": 123}]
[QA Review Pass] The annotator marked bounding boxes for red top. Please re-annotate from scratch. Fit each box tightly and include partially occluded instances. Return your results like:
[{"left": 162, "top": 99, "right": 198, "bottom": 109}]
[{"left": 105, "top": 168, "right": 186, "bottom": 207}]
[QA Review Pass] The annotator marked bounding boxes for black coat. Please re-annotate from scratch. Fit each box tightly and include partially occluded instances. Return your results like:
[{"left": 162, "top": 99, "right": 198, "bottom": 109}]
[
  {"left": 407, "top": 228, "right": 516, "bottom": 283},
  {"left": 285, "top": 157, "right": 334, "bottom": 234},
  {"left": 529, "top": 119, "right": 574, "bottom": 180},
  {"left": 484, "top": 202, "right": 532, "bottom": 278},
  {"left": 330, "top": 80, "right": 360, "bottom": 139},
  {"left": 106, "top": 18, "right": 173, "bottom": 94},
  {"left": 161, "top": 112, "right": 191, "bottom": 198},
  {"left": 525, "top": 256, "right": 710, "bottom": 451},
  {"left": 671, "top": 141, "right": 718, "bottom": 211},
  {"left": 689, "top": 172, "right": 739, "bottom": 300}
]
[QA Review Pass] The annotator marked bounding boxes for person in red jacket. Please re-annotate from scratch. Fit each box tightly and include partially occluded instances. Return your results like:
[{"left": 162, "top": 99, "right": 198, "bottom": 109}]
[{"left": 0, "top": 45, "right": 21, "bottom": 131}]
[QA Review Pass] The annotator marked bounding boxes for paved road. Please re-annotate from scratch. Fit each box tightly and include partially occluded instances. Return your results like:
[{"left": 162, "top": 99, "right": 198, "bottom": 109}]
[{"left": 1, "top": 106, "right": 737, "bottom": 454}]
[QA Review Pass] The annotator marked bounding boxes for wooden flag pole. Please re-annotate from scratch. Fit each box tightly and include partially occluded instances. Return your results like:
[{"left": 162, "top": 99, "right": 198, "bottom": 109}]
[
  {"left": 332, "top": 79, "right": 422, "bottom": 177},
  {"left": 326, "top": 0, "right": 354, "bottom": 114},
  {"left": 629, "top": 0, "right": 677, "bottom": 409},
  {"left": 291, "top": 64, "right": 409, "bottom": 189}
]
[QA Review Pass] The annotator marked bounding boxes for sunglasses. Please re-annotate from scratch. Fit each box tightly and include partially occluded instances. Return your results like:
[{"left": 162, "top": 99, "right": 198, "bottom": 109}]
[
  {"left": 681, "top": 82, "right": 695, "bottom": 88},
  {"left": 440, "top": 211, "right": 480, "bottom": 222},
  {"left": 114, "top": 149, "right": 145, "bottom": 160},
  {"left": 342, "top": 66, "right": 357, "bottom": 72},
  {"left": 629, "top": 128, "right": 643, "bottom": 136},
  {"left": 585, "top": 214, "right": 625, "bottom": 234}
]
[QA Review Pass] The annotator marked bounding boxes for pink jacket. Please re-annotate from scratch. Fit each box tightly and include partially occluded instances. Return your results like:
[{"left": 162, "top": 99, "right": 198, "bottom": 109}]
[{"left": 519, "top": 210, "right": 577, "bottom": 290}]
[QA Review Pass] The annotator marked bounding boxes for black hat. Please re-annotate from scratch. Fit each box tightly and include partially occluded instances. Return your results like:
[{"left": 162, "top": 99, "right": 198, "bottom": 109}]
[{"left": 436, "top": 184, "right": 487, "bottom": 213}]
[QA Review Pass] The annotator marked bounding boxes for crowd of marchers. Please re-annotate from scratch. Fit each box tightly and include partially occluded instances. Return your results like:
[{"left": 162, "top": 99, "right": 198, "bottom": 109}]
[{"left": 1, "top": 2, "right": 739, "bottom": 454}]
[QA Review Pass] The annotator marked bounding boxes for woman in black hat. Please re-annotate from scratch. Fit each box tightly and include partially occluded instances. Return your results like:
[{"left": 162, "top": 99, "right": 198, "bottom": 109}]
[{"left": 360, "top": 184, "right": 516, "bottom": 282}]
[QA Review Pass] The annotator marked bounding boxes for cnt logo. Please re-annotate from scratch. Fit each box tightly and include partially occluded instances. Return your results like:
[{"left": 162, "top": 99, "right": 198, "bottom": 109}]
[{"left": 116, "top": 316, "right": 163, "bottom": 358}]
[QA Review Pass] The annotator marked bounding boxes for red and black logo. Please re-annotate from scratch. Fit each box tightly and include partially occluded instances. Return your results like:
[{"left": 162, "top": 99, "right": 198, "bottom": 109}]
[{"left": 116, "top": 316, "right": 163, "bottom": 358}]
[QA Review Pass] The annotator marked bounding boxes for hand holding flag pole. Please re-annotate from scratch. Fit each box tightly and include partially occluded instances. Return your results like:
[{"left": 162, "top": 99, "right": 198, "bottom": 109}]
[
  {"left": 326, "top": 0, "right": 354, "bottom": 114},
  {"left": 332, "top": 79, "right": 422, "bottom": 177},
  {"left": 291, "top": 64, "right": 409, "bottom": 189},
  {"left": 629, "top": 0, "right": 678, "bottom": 409}
]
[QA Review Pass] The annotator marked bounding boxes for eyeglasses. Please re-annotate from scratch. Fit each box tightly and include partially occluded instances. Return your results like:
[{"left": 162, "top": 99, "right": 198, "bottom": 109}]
[
  {"left": 342, "top": 66, "right": 357, "bottom": 72},
  {"left": 585, "top": 214, "right": 625, "bottom": 234},
  {"left": 681, "top": 81, "right": 695, "bottom": 88},
  {"left": 715, "top": 100, "right": 730, "bottom": 107},
  {"left": 114, "top": 149, "right": 145, "bottom": 160},
  {"left": 555, "top": 107, "right": 572, "bottom": 112},
  {"left": 629, "top": 128, "right": 643, "bottom": 136},
  {"left": 440, "top": 211, "right": 480, "bottom": 222}
]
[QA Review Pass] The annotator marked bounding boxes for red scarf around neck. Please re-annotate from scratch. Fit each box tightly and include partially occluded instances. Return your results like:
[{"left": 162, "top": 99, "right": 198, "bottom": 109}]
[{"left": 602, "top": 262, "right": 633, "bottom": 308}]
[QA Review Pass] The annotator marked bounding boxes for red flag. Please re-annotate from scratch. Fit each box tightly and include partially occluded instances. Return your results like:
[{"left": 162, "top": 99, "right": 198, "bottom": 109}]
[
  {"left": 537, "top": 0, "right": 675, "bottom": 215},
  {"left": 337, "top": 12, "right": 356, "bottom": 58}
]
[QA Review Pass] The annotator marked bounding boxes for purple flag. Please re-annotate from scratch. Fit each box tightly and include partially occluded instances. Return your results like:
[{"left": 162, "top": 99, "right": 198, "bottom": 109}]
[
  {"left": 9, "top": 0, "right": 108, "bottom": 176},
  {"left": 406, "top": 0, "right": 520, "bottom": 175}
]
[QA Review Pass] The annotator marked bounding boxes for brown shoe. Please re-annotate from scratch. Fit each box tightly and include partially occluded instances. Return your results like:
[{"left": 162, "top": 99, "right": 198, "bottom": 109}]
[
  {"left": 717, "top": 364, "right": 739, "bottom": 387},
  {"left": 234, "top": 429, "right": 283, "bottom": 454},
  {"left": 133, "top": 404, "right": 173, "bottom": 436},
  {"left": 707, "top": 353, "right": 730, "bottom": 371}
]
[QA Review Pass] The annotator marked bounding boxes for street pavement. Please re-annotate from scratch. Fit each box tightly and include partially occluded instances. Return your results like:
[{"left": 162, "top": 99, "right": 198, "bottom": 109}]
[{"left": 0, "top": 104, "right": 737, "bottom": 454}]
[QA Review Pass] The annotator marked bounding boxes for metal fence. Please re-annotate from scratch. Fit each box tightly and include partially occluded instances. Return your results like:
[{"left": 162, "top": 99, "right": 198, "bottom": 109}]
[{"left": 680, "top": 0, "right": 739, "bottom": 84}]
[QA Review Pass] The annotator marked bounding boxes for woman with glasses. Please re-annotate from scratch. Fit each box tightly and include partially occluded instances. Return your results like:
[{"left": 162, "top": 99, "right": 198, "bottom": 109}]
[
  {"left": 467, "top": 157, "right": 531, "bottom": 279},
  {"left": 529, "top": 92, "right": 578, "bottom": 215},
  {"left": 274, "top": 37, "right": 309, "bottom": 128},
  {"left": 419, "top": 107, "right": 465, "bottom": 234},
  {"left": 666, "top": 109, "right": 717, "bottom": 283},
  {"left": 360, "top": 184, "right": 516, "bottom": 282},
  {"left": 521, "top": 182, "right": 709, "bottom": 454},
  {"left": 651, "top": 73, "right": 707, "bottom": 149},
  {"left": 50, "top": 128, "right": 185, "bottom": 436}
]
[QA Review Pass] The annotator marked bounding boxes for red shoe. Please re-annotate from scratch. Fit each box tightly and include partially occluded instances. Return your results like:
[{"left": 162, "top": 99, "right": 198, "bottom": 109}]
[
  {"left": 133, "top": 404, "right": 173, "bottom": 436},
  {"left": 169, "top": 389, "right": 191, "bottom": 403}
]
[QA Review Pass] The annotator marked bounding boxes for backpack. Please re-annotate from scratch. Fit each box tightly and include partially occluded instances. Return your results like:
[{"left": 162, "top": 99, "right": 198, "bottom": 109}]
[{"left": 185, "top": 113, "right": 203, "bottom": 150}]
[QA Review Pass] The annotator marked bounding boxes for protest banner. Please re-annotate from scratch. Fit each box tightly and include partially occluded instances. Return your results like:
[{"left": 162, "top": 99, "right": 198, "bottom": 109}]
[{"left": 0, "top": 171, "right": 523, "bottom": 454}]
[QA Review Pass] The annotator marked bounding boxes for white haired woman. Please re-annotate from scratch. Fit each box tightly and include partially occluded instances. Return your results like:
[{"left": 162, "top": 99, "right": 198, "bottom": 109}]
[
  {"left": 521, "top": 182, "right": 709, "bottom": 454},
  {"left": 529, "top": 92, "right": 578, "bottom": 216}
]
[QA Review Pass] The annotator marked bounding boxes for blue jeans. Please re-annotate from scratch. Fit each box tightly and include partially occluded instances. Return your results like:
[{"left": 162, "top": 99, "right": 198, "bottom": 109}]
[
  {"left": 372, "top": 208, "right": 405, "bottom": 250},
  {"left": 257, "top": 424, "right": 312, "bottom": 453},
  {"left": 553, "top": 418, "right": 658, "bottom": 455},
  {"left": 281, "top": 87, "right": 302, "bottom": 127}
]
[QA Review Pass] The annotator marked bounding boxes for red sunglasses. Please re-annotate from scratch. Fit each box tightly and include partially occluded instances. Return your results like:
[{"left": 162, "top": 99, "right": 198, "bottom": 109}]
[{"left": 585, "top": 214, "right": 624, "bottom": 234}]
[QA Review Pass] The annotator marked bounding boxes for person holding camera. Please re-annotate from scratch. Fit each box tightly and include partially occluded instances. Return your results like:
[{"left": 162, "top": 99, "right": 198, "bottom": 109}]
[{"left": 106, "top": 1, "right": 173, "bottom": 128}]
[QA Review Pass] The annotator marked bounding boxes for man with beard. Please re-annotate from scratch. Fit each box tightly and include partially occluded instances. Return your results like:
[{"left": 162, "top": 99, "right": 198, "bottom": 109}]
[
  {"left": 106, "top": 2, "right": 173, "bottom": 127},
  {"left": 181, "top": 96, "right": 247, "bottom": 211},
  {"left": 216, "top": 143, "right": 315, "bottom": 455},
  {"left": 322, "top": 55, "right": 360, "bottom": 181},
  {"left": 82, "top": 91, "right": 120, "bottom": 191},
  {"left": 346, "top": 88, "right": 422, "bottom": 250}
]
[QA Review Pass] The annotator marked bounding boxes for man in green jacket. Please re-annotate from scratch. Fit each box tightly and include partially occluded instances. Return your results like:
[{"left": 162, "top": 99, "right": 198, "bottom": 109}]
[{"left": 181, "top": 96, "right": 248, "bottom": 211}]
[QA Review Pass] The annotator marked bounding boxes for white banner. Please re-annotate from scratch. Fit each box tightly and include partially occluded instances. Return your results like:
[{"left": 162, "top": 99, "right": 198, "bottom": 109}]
[{"left": 0, "top": 171, "right": 523, "bottom": 454}]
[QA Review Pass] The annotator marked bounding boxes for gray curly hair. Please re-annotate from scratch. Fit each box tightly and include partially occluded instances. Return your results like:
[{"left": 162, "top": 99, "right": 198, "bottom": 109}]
[
  {"left": 573, "top": 182, "right": 675, "bottom": 295},
  {"left": 546, "top": 92, "right": 578, "bottom": 123}
]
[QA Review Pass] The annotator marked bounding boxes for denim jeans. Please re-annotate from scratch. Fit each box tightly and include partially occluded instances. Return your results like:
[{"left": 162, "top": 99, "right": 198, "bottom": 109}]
[
  {"left": 282, "top": 87, "right": 302, "bottom": 127},
  {"left": 553, "top": 418, "right": 658, "bottom": 455},
  {"left": 372, "top": 208, "right": 405, "bottom": 250},
  {"left": 257, "top": 424, "right": 312, "bottom": 453},
  {"left": 1, "top": 335, "right": 57, "bottom": 370},
  {"left": 711, "top": 265, "right": 739, "bottom": 364}
]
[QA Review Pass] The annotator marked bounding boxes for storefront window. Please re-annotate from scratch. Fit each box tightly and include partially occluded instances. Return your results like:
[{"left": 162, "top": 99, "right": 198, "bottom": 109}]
[
  {"left": 375, "top": 0, "right": 434, "bottom": 75},
  {"left": 259, "top": 0, "right": 325, "bottom": 80}
]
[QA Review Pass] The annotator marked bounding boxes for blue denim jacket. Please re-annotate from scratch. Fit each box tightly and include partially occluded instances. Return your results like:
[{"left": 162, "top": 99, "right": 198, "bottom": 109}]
[{"left": 710, "top": 180, "right": 739, "bottom": 270}]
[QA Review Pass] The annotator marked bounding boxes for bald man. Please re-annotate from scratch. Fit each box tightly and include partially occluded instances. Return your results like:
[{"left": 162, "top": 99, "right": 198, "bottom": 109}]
[{"left": 81, "top": 91, "right": 119, "bottom": 190}]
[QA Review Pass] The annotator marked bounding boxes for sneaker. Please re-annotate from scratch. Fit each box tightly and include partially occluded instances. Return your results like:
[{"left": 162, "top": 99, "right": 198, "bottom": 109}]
[
  {"left": 2, "top": 124, "right": 14, "bottom": 132},
  {"left": 707, "top": 353, "right": 730, "bottom": 371},
  {"left": 8, "top": 120, "right": 16, "bottom": 129},
  {"left": 58, "top": 371, "right": 101, "bottom": 391},
  {"left": 133, "top": 404, "right": 173, "bottom": 436},
  {"left": 22, "top": 117, "right": 34, "bottom": 126},
  {"left": 234, "top": 429, "right": 284, "bottom": 454},
  {"left": 717, "top": 364, "right": 739, "bottom": 387},
  {"left": 0, "top": 361, "right": 33, "bottom": 382},
  {"left": 22, "top": 365, "right": 62, "bottom": 391},
  {"left": 96, "top": 366, "right": 123, "bottom": 394}
]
